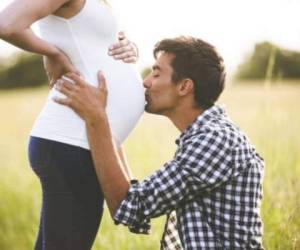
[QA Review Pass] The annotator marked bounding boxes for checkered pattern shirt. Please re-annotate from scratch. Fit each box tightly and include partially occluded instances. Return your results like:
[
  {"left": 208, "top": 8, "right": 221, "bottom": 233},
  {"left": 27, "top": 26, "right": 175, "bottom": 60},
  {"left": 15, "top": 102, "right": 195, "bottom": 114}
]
[{"left": 114, "top": 105, "right": 264, "bottom": 249}]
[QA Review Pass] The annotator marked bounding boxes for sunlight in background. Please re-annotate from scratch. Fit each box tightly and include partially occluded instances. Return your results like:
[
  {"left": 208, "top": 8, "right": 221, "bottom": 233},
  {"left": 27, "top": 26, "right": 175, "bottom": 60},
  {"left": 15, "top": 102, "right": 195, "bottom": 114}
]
[
  {"left": 0, "top": 0, "right": 299, "bottom": 73},
  {"left": 0, "top": 2, "right": 300, "bottom": 249}
]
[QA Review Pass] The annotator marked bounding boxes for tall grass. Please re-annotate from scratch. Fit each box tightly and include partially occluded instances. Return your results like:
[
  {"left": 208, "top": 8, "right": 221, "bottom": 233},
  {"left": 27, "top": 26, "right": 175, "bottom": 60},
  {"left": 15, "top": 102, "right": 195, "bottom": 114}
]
[{"left": 0, "top": 82, "right": 299, "bottom": 249}]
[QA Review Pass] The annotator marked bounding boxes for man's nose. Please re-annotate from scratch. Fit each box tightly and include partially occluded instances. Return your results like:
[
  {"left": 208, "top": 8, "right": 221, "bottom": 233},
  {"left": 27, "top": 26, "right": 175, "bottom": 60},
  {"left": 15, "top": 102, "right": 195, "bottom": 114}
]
[{"left": 143, "top": 75, "right": 151, "bottom": 89}]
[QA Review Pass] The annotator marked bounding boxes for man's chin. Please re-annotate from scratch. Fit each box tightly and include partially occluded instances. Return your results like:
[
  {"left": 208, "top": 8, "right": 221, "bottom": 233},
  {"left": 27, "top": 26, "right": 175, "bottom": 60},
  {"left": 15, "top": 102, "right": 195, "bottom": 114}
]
[
  {"left": 144, "top": 104, "right": 151, "bottom": 113},
  {"left": 145, "top": 105, "right": 162, "bottom": 116},
  {"left": 145, "top": 104, "right": 154, "bottom": 114}
]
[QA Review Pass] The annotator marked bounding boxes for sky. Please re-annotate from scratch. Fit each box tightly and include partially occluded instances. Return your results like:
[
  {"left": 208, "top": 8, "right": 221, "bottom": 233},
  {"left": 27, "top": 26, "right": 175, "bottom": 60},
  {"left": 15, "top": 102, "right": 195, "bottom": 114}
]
[{"left": 0, "top": 0, "right": 299, "bottom": 73}]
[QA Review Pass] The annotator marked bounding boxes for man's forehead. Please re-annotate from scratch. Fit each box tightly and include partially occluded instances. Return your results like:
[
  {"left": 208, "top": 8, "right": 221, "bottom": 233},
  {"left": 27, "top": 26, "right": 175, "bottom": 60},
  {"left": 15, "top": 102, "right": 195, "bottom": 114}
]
[{"left": 153, "top": 52, "right": 175, "bottom": 71}]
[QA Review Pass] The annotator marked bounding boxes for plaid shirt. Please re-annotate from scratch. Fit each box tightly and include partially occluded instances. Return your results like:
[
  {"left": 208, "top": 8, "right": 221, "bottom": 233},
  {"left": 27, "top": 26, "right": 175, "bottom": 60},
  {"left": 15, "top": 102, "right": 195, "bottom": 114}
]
[{"left": 114, "top": 105, "right": 264, "bottom": 249}]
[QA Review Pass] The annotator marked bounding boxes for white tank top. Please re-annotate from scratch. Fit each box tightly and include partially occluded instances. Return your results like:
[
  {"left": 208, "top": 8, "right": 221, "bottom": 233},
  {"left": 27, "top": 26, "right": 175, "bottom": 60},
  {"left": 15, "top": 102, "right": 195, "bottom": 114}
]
[{"left": 30, "top": 0, "right": 145, "bottom": 149}]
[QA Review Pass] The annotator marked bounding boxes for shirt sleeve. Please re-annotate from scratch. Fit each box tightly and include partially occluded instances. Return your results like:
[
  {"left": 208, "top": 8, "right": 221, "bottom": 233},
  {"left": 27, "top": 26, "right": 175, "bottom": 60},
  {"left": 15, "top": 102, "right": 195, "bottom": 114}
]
[{"left": 113, "top": 130, "right": 235, "bottom": 233}]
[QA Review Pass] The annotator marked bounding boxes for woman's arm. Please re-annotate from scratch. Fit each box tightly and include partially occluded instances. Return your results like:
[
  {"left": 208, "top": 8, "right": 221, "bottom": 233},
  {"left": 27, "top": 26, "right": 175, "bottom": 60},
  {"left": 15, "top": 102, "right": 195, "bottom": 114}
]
[
  {"left": 0, "top": 0, "right": 78, "bottom": 85},
  {"left": 0, "top": 0, "right": 70, "bottom": 56}
]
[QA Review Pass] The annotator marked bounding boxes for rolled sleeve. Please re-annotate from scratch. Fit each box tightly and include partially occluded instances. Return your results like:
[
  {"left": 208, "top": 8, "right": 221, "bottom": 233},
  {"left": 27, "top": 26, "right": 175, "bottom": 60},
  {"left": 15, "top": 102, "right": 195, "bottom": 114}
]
[
  {"left": 113, "top": 158, "right": 192, "bottom": 233},
  {"left": 113, "top": 180, "right": 151, "bottom": 234},
  {"left": 113, "top": 159, "right": 185, "bottom": 234}
]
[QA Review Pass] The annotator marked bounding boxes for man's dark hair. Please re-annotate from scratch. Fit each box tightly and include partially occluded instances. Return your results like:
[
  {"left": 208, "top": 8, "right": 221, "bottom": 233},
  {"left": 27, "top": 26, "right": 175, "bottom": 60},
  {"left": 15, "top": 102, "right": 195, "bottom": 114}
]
[{"left": 154, "top": 36, "right": 226, "bottom": 109}]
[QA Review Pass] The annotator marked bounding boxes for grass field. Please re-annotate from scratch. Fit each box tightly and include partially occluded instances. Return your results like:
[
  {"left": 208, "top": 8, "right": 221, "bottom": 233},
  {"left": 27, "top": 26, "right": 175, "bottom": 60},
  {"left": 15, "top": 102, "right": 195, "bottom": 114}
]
[{"left": 0, "top": 81, "right": 299, "bottom": 249}]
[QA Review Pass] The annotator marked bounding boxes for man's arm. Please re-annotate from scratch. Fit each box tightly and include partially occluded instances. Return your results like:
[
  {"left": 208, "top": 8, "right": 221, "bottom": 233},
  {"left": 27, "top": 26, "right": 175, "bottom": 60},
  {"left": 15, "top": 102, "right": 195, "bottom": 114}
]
[
  {"left": 117, "top": 145, "right": 133, "bottom": 179},
  {"left": 86, "top": 116, "right": 131, "bottom": 215},
  {"left": 54, "top": 72, "right": 130, "bottom": 216}
]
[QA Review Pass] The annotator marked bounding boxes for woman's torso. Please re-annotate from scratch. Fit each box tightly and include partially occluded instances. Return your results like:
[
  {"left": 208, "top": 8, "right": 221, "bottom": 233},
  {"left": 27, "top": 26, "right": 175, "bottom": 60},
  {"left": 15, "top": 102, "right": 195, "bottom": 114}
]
[{"left": 30, "top": 0, "right": 145, "bottom": 149}]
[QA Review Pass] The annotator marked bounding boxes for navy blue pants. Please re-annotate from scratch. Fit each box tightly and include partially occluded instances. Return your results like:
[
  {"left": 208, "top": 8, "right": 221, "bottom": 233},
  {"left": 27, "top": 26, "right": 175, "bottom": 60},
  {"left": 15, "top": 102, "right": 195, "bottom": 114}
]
[{"left": 28, "top": 136, "right": 104, "bottom": 250}]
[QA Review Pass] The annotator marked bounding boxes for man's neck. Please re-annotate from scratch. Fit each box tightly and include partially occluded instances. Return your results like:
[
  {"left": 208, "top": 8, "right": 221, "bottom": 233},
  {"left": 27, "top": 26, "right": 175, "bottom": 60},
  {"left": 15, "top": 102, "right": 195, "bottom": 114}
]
[{"left": 167, "top": 105, "right": 205, "bottom": 133}]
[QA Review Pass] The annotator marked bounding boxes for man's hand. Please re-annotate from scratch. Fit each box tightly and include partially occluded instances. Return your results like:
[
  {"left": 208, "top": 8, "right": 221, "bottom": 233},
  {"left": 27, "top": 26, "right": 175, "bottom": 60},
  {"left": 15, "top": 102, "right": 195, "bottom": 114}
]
[
  {"left": 108, "top": 31, "right": 139, "bottom": 63},
  {"left": 53, "top": 71, "right": 108, "bottom": 124}
]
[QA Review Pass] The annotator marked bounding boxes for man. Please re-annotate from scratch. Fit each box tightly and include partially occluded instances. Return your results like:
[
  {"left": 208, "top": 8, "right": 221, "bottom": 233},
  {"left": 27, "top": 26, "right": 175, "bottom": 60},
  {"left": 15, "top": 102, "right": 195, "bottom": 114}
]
[{"left": 54, "top": 36, "right": 264, "bottom": 249}]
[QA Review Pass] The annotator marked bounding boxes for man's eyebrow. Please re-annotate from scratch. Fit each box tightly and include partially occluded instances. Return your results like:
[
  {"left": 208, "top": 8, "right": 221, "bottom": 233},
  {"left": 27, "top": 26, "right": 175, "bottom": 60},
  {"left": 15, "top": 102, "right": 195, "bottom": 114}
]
[{"left": 152, "top": 65, "right": 161, "bottom": 71}]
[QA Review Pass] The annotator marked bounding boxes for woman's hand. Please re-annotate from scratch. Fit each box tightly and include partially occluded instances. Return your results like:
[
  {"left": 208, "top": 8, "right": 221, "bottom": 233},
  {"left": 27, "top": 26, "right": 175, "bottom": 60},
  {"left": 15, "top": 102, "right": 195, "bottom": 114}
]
[
  {"left": 108, "top": 31, "right": 139, "bottom": 63},
  {"left": 43, "top": 51, "right": 79, "bottom": 88}
]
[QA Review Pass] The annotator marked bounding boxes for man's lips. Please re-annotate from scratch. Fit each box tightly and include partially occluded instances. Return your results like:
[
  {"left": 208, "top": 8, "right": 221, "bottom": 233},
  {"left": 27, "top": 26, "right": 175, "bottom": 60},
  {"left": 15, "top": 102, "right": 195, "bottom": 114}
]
[{"left": 145, "top": 93, "right": 150, "bottom": 101}]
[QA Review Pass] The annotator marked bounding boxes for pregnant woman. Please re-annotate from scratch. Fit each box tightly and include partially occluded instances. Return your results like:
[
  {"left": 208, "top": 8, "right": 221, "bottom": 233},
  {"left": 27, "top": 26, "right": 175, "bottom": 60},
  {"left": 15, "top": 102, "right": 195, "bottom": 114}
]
[{"left": 0, "top": 0, "right": 145, "bottom": 249}]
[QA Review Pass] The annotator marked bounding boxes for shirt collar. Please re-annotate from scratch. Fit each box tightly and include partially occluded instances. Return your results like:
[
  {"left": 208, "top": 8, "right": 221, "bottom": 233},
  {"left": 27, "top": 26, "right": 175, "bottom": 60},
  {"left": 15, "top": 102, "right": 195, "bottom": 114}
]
[{"left": 175, "top": 105, "right": 226, "bottom": 145}]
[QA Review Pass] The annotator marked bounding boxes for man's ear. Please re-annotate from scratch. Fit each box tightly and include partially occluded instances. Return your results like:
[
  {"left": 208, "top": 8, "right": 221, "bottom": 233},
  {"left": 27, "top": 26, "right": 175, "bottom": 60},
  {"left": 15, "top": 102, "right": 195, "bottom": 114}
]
[{"left": 178, "top": 78, "right": 194, "bottom": 96}]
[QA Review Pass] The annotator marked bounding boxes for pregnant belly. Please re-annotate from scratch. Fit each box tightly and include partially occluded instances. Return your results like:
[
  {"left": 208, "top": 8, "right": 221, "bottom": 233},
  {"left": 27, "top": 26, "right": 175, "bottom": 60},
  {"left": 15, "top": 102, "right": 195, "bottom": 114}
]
[
  {"left": 31, "top": 62, "right": 145, "bottom": 147},
  {"left": 94, "top": 62, "right": 145, "bottom": 143}
]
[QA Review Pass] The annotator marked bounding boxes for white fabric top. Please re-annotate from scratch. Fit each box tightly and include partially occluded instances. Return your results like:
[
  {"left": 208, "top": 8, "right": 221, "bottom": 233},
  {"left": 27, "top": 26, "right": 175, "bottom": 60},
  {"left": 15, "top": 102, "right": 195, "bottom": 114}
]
[{"left": 30, "top": 0, "right": 145, "bottom": 149}]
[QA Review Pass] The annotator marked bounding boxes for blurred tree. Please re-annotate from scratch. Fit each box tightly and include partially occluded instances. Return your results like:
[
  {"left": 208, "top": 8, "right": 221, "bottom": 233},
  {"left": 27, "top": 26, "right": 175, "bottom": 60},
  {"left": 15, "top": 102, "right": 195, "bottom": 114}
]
[
  {"left": 0, "top": 52, "right": 153, "bottom": 89},
  {"left": 141, "top": 66, "right": 151, "bottom": 79},
  {"left": 0, "top": 52, "right": 47, "bottom": 89},
  {"left": 235, "top": 42, "right": 300, "bottom": 80}
]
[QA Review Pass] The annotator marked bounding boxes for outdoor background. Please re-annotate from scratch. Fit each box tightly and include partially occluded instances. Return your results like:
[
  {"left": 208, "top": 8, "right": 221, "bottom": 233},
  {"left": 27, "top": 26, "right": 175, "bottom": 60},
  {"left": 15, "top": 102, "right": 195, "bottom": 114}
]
[{"left": 0, "top": 0, "right": 300, "bottom": 249}]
